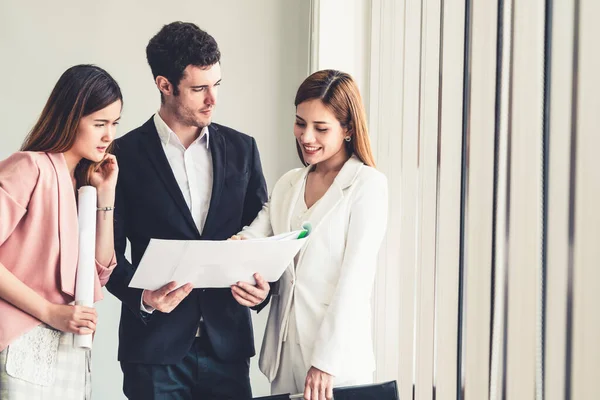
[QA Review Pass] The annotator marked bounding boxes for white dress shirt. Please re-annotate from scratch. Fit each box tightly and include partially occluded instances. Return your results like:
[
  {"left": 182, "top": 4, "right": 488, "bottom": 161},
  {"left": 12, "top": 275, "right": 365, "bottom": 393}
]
[
  {"left": 154, "top": 112, "right": 213, "bottom": 233},
  {"left": 141, "top": 113, "right": 214, "bottom": 316}
]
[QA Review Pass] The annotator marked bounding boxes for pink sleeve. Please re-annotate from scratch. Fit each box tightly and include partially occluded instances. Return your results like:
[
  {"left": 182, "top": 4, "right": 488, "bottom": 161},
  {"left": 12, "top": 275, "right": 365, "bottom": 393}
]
[
  {"left": 0, "top": 152, "right": 40, "bottom": 247},
  {"left": 95, "top": 252, "right": 117, "bottom": 286}
]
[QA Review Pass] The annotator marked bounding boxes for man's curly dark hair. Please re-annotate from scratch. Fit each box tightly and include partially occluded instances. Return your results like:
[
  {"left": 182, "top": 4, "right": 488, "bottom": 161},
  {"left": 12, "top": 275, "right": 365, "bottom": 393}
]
[{"left": 146, "top": 21, "right": 221, "bottom": 98}]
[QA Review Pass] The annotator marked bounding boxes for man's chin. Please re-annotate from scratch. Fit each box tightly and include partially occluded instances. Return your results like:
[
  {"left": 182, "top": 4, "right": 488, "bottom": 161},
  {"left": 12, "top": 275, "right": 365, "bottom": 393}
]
[{"left": 195, "top": 118, "right": 212, "bottom": 128}]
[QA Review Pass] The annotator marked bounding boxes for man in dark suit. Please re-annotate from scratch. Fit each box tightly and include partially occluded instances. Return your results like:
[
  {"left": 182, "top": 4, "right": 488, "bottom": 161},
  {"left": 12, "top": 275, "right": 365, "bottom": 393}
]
[{"left": 106, "top": 22, "right": 271, "bottom": 399}]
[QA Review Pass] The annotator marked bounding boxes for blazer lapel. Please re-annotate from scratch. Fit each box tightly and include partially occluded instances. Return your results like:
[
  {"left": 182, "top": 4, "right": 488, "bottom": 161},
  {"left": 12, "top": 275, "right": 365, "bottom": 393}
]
[
  {"left": 293, "top": 182, "right": 343, "bottom": 268},
  {"left": 274, "top": 167, "right": 310, "bottom": 236},
  {"left": 138, "top": 118, "right": 201, "bottom": 238},
  {"left": 295, "top": 156, "right": 364, "bottom": 267},
  {"left": 200, "top": 125, "right": 225, "bottom": 239},
  {"left": 47, "top": 153, "right": 79, "bottom": 297}
]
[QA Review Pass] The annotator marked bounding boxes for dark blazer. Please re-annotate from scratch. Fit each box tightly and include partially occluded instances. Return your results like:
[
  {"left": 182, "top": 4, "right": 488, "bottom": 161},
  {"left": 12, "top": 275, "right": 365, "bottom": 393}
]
[{"left": 106, "top": 117, "right": 268, "bottom": 365}]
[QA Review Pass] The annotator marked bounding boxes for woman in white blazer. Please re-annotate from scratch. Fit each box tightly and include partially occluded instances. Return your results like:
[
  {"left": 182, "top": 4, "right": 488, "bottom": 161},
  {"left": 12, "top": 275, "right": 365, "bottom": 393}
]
[{"left": 231, "top": 70, "right": 388, "bottom": 400}]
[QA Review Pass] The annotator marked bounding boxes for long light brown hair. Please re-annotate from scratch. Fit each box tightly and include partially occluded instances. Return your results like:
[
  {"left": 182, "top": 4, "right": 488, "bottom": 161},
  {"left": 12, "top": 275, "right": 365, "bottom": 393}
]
[
  {"left": 294, "top": 69, "right": 376, "bottom": 167},
  {"left": 21, "top": 64, "right": 122, "bottom": 186}
]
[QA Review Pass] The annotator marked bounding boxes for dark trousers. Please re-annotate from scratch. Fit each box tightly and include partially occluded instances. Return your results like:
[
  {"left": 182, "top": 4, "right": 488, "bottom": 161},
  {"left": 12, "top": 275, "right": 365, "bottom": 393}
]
[{"left": 121, "top": 335, "right": 252, "bottom": 400}]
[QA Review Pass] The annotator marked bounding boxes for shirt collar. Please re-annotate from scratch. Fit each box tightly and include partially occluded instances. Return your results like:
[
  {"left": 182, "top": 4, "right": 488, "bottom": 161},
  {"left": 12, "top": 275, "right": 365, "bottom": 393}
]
[{"left": 153, "top": 112, "right": 210, "bottom": 149}]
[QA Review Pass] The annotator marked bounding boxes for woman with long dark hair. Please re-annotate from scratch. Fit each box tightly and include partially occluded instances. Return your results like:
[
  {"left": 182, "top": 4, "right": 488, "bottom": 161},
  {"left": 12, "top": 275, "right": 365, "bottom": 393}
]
[
  {"left": 232, "top": 70, "right": 388, "bottom": 400},
  {"left": 0, "top": 64, "right": 122, "bottom": 399}
]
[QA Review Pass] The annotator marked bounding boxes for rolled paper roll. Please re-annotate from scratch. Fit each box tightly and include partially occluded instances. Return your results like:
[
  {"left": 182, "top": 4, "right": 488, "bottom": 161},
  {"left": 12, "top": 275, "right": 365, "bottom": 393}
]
[{"left": 74, "top": 186, "right": 97, "bottom": 349}]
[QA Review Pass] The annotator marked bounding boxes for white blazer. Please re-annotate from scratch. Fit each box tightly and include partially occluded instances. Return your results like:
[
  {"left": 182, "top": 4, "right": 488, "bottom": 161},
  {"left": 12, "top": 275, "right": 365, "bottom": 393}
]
[{"left": 240, "top": 155, "right": 388, "bottom": 382}]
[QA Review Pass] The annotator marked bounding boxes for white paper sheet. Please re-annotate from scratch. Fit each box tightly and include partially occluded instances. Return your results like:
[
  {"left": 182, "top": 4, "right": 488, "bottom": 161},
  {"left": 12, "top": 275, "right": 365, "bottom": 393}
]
[
  {"left": 128, "top": 230, "right": 309, "bottom": 290},
  {"left": 74, "top": 186, "right": 97, "bottom": 349},
  {"left": 249, "top": 222, "right": 312, "bottom": 242}
]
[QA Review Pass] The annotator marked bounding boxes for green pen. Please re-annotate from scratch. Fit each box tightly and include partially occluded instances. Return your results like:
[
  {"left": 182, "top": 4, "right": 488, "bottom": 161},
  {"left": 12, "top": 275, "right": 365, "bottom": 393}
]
[{"left": 297, "top": 230, "right": 309, "bottom": 239}]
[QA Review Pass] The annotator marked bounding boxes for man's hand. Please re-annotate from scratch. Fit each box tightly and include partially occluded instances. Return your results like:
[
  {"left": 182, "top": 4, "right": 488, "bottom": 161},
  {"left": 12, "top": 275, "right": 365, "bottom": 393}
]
[
  {"left": 231, "top": 273, "right": 270, "bottom": 307},
  {"left": 142, "top": 281, "right": 193, "bottom": 313},
  {"left": 304, "top": 366, "right": 334, "bottom": 400}
]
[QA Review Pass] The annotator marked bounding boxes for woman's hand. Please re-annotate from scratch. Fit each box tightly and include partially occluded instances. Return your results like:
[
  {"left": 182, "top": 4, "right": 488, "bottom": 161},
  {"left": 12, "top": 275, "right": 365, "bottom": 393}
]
[
  {"left": 304, "top": 366, "right": 334, "bottom": 400},
  {"left": 90, "top": 154, "right": 118, "bottom": 196},
  {"left": 229, "top": 235, "right": 246, "bottom": 240},
  {"left": 43, "top": 303, "right": 98, "bottom": 335}
]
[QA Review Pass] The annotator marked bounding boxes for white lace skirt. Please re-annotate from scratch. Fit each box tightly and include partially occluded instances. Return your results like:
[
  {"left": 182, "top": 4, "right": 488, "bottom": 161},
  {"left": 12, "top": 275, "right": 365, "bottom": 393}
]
[{"left": 0, "top": 324, "right": 91, "bottom": 400}]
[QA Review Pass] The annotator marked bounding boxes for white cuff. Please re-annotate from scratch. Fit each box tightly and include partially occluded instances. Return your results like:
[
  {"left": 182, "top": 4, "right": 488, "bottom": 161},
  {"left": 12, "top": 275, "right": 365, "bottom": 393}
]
[{"left": 140, "top": 290, "right": 155, "bottom": 314}]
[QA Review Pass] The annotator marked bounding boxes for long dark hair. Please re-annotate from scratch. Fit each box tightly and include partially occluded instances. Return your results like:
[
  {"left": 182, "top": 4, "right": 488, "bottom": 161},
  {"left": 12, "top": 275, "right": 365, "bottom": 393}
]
[
  {"left": 294, "top": 70, "right": 375, "bottom": 167},
  {"left": 21, "top": 64, "right": 122, "bottom": 186}
]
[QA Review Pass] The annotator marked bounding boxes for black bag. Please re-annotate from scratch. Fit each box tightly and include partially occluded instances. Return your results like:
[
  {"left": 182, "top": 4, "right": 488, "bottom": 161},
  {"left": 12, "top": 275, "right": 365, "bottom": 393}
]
[
  {"left": 253, "top": 395, "right": 290, "bottom": 400},
  {"left": 332, "top": 380, "right": 399, "bottom": 399},
  {"left": 253, "top": 380, "right": 399, "bottom": 399}
]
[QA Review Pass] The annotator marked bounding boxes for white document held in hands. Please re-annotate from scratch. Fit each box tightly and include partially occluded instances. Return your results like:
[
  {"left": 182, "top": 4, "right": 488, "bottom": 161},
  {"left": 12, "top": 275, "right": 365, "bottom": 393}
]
[{"left": 128, "top": 223, "right": 311, "bottom": 290}]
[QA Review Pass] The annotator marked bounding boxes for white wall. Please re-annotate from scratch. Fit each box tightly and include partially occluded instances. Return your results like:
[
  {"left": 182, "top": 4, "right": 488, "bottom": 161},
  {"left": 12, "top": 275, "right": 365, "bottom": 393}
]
[
  {"left": 0, "top": 1, "right": 310, "bottom": 398},
  {"left": 312, "top": 0, "right": 372, "bottom": 109}
]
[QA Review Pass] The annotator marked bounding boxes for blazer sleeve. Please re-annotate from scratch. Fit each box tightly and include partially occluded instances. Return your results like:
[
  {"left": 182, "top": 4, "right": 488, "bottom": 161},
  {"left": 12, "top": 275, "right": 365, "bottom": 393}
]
[
  {"left": 238, "top": 139, "right": 275, "bottom": 312},
  {"left": 238, "top": 200, "right": 273, "bottom": 239},
  {"left": 0, "top": 152, "right": 40, "bottom": 247},
  {"left": 239, "top": 167, "right": 302, "bottom": 239},
  {"left": 240, "top": 138, "right": 268, "bottom": 229},
  {"left": 237, "top": 198, "right": 275, "bottom": 313},
  {"left": 104, "top": 168, "right": 147, "bottom": 322},
  {"left": 310, "top": 172, "right": 389, "bottom": 376},
  {"left": 95, "top": 255, "right": 117, "bottom": 286}
]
